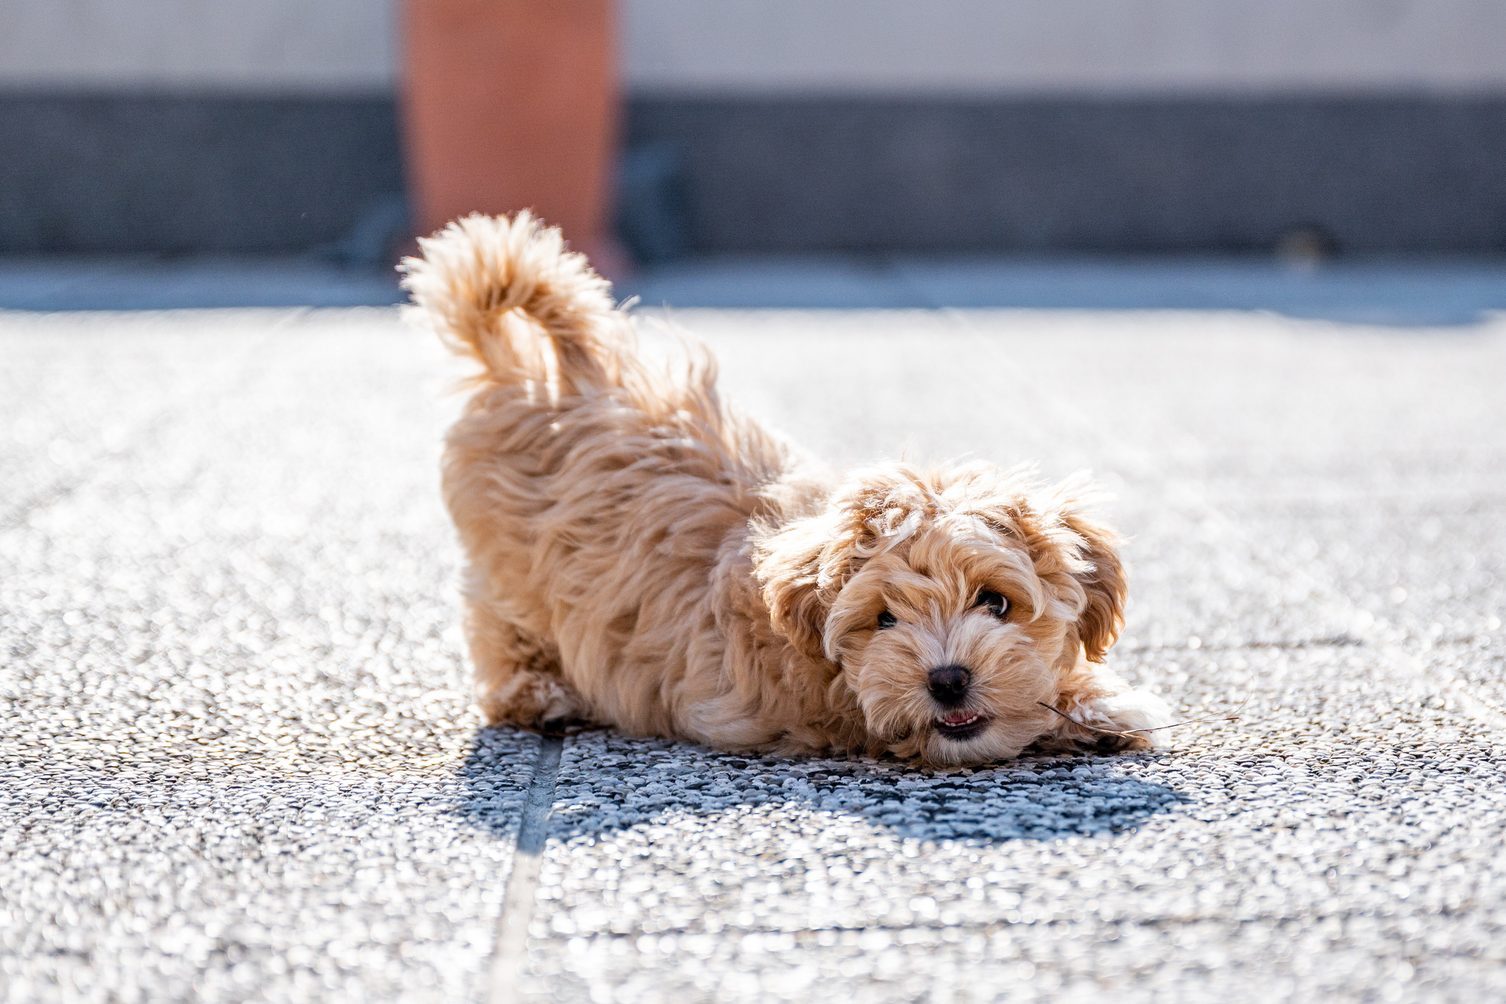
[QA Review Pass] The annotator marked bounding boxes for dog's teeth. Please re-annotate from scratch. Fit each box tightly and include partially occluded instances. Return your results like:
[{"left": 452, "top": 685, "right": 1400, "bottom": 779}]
[{"left": 938, "top": 714, "right": 979, "bottom": 726}]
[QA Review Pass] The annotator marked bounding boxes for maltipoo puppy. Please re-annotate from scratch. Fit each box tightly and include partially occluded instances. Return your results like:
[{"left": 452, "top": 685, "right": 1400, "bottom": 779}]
[{"left": 403, "top": 212, "right": 1171, "bottom": 766}]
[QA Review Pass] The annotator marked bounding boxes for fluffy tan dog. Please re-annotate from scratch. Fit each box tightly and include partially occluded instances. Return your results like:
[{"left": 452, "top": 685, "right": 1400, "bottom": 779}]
[{"left": 403, "top": 212, "right": 1172, "bottom": 766}]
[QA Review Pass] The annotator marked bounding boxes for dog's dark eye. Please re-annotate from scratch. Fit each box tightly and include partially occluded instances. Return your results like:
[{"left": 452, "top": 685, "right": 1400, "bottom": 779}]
[
  {"left": 876, "top": 610, "right": 897, "bottom": 629},
  {"left": 976, "top": 590, "right": 1009, "bottom": 619}
]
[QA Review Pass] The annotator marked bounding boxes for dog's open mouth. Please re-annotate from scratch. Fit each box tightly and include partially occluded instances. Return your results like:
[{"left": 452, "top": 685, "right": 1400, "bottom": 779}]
[{"left": 934, "top": 710, "right": 990, "bottom": 740}]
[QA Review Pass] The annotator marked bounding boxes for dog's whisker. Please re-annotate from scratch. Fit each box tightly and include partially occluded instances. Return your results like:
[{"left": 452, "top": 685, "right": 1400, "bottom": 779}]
[{"left": 1036, "top": 696, "right": 1248, "bottom": 739}]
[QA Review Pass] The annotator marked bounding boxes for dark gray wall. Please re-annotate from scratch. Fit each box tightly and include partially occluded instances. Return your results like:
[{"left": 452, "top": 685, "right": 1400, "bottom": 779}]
[
  {"left": 2, "top": 91, "right": 1504, "bottom": 254},
  {"left": 629, "top": 95, "right": 1506, "bottom": 254},
  {"left": 0, "top": 92, "right": 404, "bottom": 254}
]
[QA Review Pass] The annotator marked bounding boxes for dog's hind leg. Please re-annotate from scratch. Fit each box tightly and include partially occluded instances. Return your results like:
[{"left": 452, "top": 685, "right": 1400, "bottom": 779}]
[{"left": 466, "top": 602, "right": 590, "bottom": 733}]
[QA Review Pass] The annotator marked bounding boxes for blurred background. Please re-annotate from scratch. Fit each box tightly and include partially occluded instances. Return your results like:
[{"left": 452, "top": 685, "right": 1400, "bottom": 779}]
[{"left": 2, "top": 0, "right": 1505, "bottom": 303}]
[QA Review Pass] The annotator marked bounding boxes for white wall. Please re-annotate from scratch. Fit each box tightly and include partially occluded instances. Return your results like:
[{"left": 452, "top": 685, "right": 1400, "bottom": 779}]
[
  {"left": 0, "top": 0, "right": 396, "bottom": 92},
  {"left": 623, "top": 0, "right": 1506, "bottom": 95},
  {"left": 2, "top": 0, "right": 1504, "bottom": 95}
]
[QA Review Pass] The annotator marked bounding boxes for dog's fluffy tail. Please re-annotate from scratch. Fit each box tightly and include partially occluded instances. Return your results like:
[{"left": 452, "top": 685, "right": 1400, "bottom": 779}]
[{"left": 400, "top": 211, "right": 624, "bottom": 393}]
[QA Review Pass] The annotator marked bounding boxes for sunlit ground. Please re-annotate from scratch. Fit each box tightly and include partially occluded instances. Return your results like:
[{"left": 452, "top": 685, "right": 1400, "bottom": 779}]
[{"left": 3, "top": 255, "right": 1505, "bottom": 1000}]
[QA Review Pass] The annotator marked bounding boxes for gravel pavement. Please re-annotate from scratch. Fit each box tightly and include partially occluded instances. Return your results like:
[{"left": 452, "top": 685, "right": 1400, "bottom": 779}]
[{"left": 3, "top": 260, "right": 1506, "bottom": 1002}]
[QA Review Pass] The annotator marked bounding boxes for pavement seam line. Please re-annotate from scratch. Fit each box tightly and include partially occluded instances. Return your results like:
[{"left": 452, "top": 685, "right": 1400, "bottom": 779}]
[{"left": 489, "top": 733, "right": 564, "bottom": 1002}]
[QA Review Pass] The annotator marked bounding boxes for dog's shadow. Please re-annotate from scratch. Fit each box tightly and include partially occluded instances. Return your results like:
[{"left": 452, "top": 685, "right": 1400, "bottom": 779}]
[{"left": 457, "top": 726, "right": 1188, "bottom": 847}]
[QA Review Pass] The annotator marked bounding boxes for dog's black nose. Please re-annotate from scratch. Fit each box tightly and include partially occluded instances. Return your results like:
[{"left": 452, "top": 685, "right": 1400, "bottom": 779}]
[{"left": 927, "top": 664, "right": 971, "bottom": 706}]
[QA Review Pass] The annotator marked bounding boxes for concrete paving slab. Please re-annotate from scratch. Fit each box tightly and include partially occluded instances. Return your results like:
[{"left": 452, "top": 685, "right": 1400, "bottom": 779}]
[
  {"left": 0, "top": 311, "right": 289, "bottom": 525},
  {"left": 1430, "top": 637, "right": 1506, "bottom": 716},
  {"left": 931, "top": 309, "right": 1506, "bottom": 484},
  {"left": 1, "top": 309, "right": 538, "bottom": 1001},
  {"left": 1231, "top": 501, "right": 1506, "bottom": 646},
  {"left": 1, "top": 768, "right": 528, "bottom": 1002},
  {"left": 505, "top": 641, "right": 1506, "bottom": 1001},
  {"left": 520, "top": 915, "right": 1501, "bottom": 1004},
  {"left": 3, "top": 270, "right": 1506, "bottom": 1002},
  {"left": 663, "top": 309, "right": 1108, "bottom": 467}
]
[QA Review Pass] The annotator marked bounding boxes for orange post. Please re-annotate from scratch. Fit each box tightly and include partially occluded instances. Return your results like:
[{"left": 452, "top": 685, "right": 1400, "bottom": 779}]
[{"left": 401, "top": 0, "right": 619, "bottom": 258}]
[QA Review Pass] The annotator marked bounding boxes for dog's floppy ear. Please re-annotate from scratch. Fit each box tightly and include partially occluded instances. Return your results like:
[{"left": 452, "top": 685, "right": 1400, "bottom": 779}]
[
  {"left": 749, "top": 481, "right": 897, "bottom": 662},
  {"left": 761, "top": 559, "right": 830, "bottom": 663},
  {"left": 1013, "top": 477, "right": 1127, "bottom": 664},
  {"left": 757, "top": 474, "right": 923, "bottom": 662},
  {"left": 1057, "top": 502, "right": 1127, "bottom": 663},
  {"left": 756, "top": 513, "right": 853, "bottom": 663}
]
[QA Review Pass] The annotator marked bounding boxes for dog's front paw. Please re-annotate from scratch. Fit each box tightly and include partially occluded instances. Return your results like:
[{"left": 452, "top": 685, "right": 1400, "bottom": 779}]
[
  {"left": 1038, "top": 687, "right": 1175, "bottom": 754},
  {"left": 1079, "top": 688, "right": 1176, "bottom": 751}
]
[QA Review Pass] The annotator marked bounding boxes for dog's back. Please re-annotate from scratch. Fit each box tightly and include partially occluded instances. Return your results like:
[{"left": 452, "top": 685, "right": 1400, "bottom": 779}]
[{"left": 402, "top": 213, "right": 805, "bottom": 738}]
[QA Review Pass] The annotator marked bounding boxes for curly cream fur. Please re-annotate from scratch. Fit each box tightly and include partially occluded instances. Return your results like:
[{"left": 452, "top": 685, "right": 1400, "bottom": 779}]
[{"left": 402, "top": 212, "right": 1170, "bottom": 766}]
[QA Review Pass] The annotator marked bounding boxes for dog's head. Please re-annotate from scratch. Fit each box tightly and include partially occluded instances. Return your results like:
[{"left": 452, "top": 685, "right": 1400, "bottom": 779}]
[{"left": 757, "top": 463, "right": 1126, "bottom": 766}]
